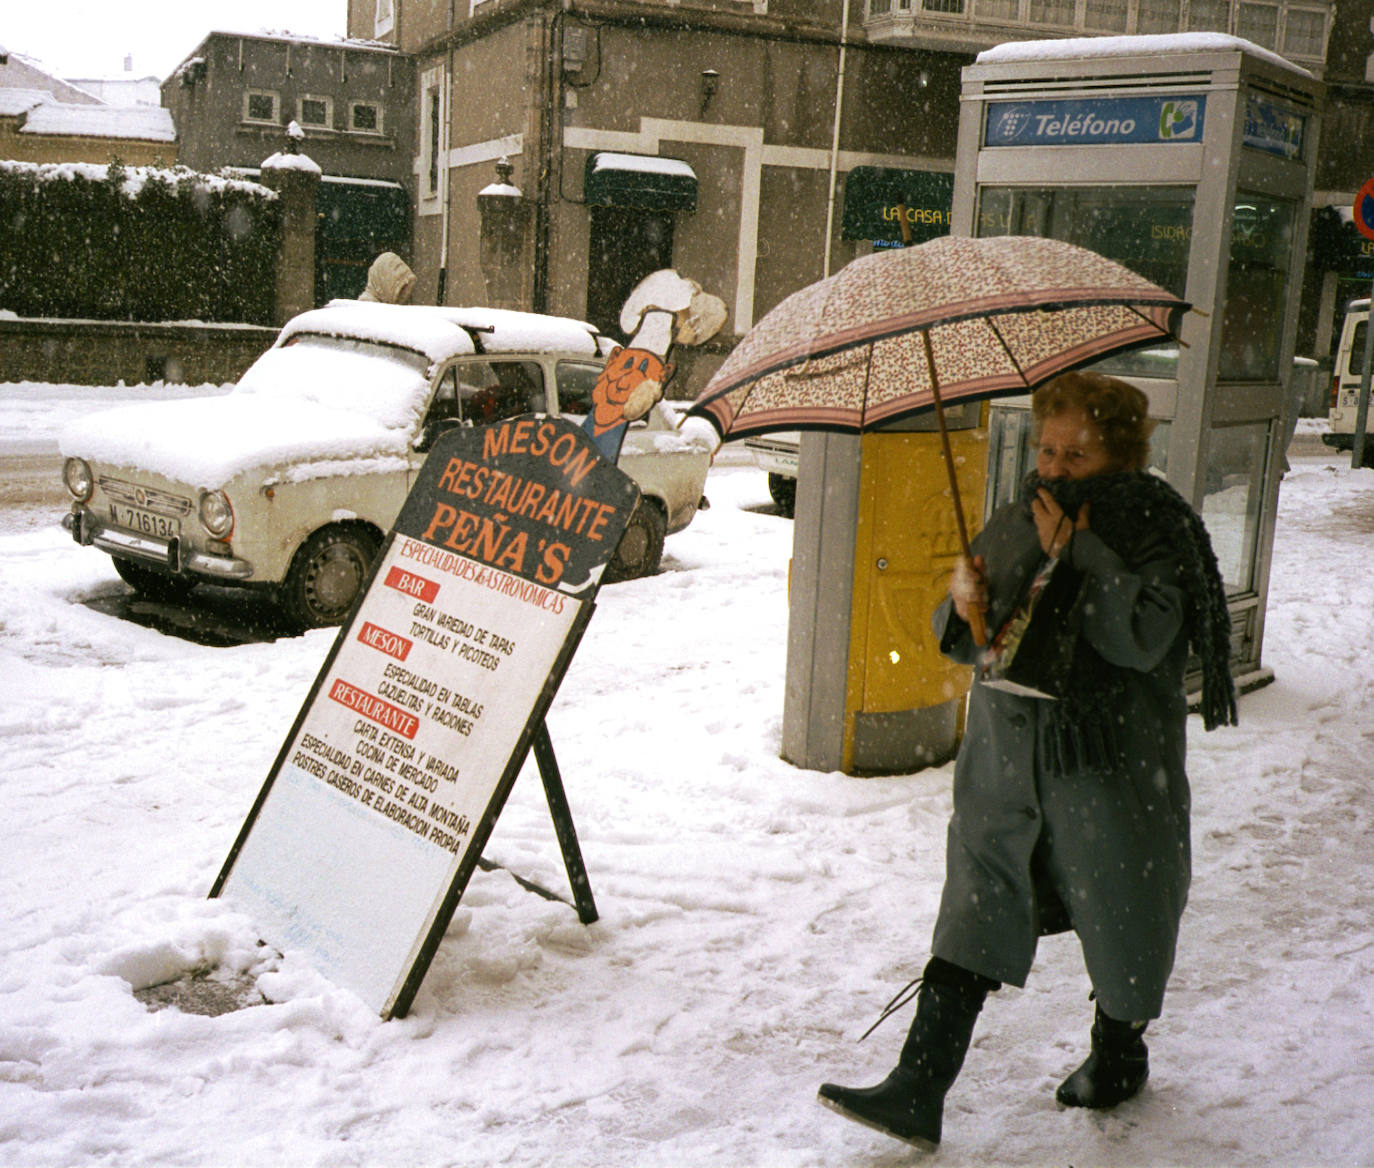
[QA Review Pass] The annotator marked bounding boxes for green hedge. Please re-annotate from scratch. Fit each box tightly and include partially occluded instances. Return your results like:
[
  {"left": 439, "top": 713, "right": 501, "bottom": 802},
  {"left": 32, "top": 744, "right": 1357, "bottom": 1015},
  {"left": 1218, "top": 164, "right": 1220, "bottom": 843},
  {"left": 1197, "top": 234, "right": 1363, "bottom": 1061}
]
[{"left": 0, "top": 160, "right": 281, "bottom": 325}]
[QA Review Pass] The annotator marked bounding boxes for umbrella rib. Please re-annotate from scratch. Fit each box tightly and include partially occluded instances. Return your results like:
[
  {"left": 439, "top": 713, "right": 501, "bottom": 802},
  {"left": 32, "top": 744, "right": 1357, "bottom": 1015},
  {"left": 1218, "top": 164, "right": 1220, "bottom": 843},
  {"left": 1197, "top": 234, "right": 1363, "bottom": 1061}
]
[
  {"left": 984, "top": 317, "right": 1031, "bottom": 385},
  {"left": 1122, "top": 300, "right": 1192, "bottom": 346}
]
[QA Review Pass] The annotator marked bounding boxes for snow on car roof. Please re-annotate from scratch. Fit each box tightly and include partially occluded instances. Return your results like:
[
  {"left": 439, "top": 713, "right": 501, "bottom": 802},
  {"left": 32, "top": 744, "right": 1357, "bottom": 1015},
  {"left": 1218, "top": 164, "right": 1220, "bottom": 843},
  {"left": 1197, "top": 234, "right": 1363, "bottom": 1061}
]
[{"left": 282, "top": 302, "right": 606, "bottom": 365}]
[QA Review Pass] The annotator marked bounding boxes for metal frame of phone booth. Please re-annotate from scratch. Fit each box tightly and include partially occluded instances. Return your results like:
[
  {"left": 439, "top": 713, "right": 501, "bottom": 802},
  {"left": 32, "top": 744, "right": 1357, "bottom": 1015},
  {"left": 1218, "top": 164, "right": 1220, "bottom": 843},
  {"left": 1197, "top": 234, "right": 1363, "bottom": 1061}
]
[{"left": 953, "top": 36, "right": 1322, "bottom": 692}]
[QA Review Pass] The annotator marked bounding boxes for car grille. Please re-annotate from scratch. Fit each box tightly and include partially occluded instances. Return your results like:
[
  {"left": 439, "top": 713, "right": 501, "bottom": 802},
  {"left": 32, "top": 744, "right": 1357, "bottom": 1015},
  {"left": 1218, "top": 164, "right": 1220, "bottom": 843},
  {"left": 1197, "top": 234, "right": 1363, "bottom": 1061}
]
[{"left": 99, "top": 476, "right": 194, "bottom": 518}]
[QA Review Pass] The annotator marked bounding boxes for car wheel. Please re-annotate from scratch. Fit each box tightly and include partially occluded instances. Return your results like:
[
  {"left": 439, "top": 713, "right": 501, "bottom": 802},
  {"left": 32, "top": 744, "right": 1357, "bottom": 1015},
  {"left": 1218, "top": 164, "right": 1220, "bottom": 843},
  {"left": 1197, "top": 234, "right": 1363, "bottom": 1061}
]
[
  {"left": 767, "top": 473, "right": 796, "bottom": 518},
  {"left": 281, "top": 525, "right": 379, "bottom": 628},
  {"left": 112, "top": 556, "right": 196, "bottom": 603},
  {"left": 604, "top": 498, "right": 666, "bottom": 583}
]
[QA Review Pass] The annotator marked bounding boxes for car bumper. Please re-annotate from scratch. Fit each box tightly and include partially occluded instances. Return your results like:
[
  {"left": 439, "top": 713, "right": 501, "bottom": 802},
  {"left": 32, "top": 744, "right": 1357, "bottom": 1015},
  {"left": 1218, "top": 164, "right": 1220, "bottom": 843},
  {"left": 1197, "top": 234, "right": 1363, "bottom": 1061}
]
[
  {"left": 64, "top": 507, "right": 255, "bottom": 581},
  {"left": 746, "top": 437, "right": 800, "bottom": 479}
]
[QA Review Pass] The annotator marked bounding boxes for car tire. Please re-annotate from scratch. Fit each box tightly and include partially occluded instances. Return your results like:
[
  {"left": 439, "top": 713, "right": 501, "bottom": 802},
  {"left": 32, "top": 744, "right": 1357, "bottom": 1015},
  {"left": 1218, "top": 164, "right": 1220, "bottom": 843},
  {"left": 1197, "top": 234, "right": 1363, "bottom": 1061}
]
[
  {"left": 280, "top": 525, "right": 379, "bottom": 628},
  {"left": 604, "top": 498, "right": 666, "bottom": 583},
  {"left": 112, "top": 556, "right": 196, "bottom": 603},
  {"left": 768, "top": 472, "right": 796, "bottom": 518}
]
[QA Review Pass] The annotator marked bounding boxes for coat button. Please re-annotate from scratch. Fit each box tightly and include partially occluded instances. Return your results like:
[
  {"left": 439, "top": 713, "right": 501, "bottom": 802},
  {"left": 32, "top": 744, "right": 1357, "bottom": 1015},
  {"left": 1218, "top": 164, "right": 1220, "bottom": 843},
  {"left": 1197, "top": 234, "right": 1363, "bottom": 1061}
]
[{"left": 1008, "top": 712, "right": 1027, "bottom": 728}]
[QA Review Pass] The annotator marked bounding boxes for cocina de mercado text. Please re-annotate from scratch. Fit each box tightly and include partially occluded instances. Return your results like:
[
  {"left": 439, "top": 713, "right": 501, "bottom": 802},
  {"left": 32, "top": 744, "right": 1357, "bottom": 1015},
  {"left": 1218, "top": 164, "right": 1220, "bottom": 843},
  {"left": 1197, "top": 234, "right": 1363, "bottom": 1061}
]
[{"left": 293, "top": 732, "right": 472, "bottom": 852}]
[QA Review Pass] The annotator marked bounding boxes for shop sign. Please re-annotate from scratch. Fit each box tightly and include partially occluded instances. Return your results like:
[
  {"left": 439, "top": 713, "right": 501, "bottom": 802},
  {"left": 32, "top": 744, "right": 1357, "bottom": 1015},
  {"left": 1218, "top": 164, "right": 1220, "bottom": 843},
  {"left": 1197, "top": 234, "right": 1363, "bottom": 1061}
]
[
  {"left": 984, "top": 95, "right": 1206, "bottom": 147},
  {"left": 841, "top": 167, "right": 953, "bottom": 244},
  {"left": 1242, "top": 94, "right": 1306, "bottom": 161},
  {"left": 212, "top": 417, "right": 639, "bottom": 1018}
]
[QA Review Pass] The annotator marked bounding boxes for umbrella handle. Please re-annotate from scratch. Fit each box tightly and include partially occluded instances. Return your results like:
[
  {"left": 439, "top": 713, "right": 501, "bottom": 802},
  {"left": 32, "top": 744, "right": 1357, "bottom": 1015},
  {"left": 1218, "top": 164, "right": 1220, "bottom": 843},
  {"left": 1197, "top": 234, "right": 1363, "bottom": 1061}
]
[{"left": 967, "top": 601, "right": 988, "bottom": 648}]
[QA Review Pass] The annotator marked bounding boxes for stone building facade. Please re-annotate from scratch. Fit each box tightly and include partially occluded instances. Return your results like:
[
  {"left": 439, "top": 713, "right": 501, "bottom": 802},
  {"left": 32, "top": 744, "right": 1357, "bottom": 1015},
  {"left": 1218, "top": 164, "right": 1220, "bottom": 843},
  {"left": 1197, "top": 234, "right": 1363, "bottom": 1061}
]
[
  {"left": 348, "top": 0, "right": 1344, "bottom": 381},
  {"left": 162, "top": 32, "right": 417, "bottom": 302}
]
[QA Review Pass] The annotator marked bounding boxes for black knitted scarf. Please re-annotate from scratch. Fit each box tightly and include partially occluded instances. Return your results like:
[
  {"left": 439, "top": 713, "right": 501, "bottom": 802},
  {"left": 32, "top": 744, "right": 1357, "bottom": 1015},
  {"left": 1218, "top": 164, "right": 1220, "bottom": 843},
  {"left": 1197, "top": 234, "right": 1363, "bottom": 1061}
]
[{"left": 1020, "top": 470, "right": 1239, "bottom": 775}]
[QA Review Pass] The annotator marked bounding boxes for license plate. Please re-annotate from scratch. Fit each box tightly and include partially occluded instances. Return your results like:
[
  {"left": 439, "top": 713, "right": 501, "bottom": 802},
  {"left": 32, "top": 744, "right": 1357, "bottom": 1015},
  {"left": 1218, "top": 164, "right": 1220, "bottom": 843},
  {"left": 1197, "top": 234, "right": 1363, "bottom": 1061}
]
[{"left": 111, "top": 503, "right": 181, "bottom": 539}]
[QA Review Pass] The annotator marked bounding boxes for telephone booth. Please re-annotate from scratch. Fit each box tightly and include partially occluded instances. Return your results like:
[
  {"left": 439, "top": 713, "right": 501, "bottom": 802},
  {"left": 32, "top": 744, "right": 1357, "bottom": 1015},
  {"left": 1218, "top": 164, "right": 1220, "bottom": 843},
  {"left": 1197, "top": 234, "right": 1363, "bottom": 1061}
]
[{"left": 954, "top": 36, "right": 1322, "bottom": 689}]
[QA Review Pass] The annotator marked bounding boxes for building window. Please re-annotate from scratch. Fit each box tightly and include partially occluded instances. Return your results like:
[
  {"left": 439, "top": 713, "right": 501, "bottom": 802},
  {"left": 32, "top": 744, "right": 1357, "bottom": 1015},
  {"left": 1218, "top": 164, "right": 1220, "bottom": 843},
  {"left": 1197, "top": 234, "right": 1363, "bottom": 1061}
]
[
  {"left": 243, "top": 90, "right": 279, "bottom": 125},
  {"left": 298, "top": 95, "right": 333, "bottom": 129},
  {"left": 422, "top": 81, "right": 442, "bottom": 198},
  {"left": 1136, "top": 0, "right": 1182, "bottom": 33},
  {"left": 1281, "top": 7, "right": 1326, "bottom": 58},
  {"left": 350, "top": 101, "right": 382, "bottom": 134},
  {"left": 375, "top": 0, "right": 395, "bottom": 36},
  {"left": 1029, "top": 0, "right": 1074, "bottom": 25},
  {"left": 1187, "top": 0, "right": 1230, "bottom": 32},
  {"left": 1237, "top": 2, "right": 1279, "bottom": 48},
  {"left": 923, "top": 0, "right": 965, "bottom": 12},
  {"left": 974, "top": 0, "right": 1021, "bottom": 19},
  {"left": 1084, "top": 0, "right": 1128, "bottom": 29}
]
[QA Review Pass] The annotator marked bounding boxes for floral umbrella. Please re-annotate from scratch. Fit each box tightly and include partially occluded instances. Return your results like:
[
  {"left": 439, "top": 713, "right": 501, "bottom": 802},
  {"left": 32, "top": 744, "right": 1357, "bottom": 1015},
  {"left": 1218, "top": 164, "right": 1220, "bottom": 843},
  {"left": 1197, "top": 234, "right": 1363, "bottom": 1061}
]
[
  {"left": 687, "top": 234, "right": 1189, "bottom": 644},
  {"left": 690, "top": 235, "right": 1187, "bottom": 438}
]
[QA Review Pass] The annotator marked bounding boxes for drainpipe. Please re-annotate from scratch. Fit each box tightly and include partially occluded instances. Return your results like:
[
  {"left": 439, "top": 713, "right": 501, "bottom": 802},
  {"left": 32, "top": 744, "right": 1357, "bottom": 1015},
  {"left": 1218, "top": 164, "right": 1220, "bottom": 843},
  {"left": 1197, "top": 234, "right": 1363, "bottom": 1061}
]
[
  {"left": 822, "top": 0, "right": 850, "bottom": 278},
  {"left": 437, "top": 0, "right": 456, "bottom": 303},
  {"left": 533, "top": 9, "right": 558, "bottom": 314}
]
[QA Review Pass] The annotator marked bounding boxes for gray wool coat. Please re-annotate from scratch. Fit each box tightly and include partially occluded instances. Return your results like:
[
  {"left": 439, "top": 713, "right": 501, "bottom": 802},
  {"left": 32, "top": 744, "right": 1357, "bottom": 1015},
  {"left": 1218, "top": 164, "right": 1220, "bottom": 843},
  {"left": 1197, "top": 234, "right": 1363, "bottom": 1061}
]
[{"left": 930, "top": 494, "right": 1192, "bottom": 1022}]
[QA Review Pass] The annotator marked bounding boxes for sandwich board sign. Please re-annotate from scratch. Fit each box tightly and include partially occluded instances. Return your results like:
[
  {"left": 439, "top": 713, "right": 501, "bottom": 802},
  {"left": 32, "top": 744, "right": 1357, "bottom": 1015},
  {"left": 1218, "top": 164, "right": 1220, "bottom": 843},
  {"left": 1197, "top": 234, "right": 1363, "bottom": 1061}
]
[{"left": 211, "top": 416, "right": 639, "bottom": 1018}]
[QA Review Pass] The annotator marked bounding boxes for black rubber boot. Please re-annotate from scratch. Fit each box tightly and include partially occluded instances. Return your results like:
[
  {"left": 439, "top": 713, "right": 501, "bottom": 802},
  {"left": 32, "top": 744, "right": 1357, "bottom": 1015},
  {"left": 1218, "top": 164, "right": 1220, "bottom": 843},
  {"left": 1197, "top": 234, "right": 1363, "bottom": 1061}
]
[
  {"left": 818, "top": 959, "right": 997, "bottom": 1149},
  {"left": 1055, "top": 1004, "right": 1149, "bottom": 1109}
]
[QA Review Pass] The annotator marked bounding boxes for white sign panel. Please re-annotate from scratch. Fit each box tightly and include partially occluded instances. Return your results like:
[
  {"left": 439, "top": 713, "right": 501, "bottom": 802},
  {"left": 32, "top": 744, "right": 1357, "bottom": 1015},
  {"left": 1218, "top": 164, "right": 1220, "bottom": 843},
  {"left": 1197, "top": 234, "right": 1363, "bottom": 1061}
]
[{"left": 214, "top": 418, "right": 638, "bottom": 1017}]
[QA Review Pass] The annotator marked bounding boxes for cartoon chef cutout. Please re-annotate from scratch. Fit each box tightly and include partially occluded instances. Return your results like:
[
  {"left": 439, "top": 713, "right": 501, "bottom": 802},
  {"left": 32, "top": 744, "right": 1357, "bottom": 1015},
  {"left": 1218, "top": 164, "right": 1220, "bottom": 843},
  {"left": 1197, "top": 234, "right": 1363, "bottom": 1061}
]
[{"left": 582, "top": 270, "right": 727, "bottom": 463}]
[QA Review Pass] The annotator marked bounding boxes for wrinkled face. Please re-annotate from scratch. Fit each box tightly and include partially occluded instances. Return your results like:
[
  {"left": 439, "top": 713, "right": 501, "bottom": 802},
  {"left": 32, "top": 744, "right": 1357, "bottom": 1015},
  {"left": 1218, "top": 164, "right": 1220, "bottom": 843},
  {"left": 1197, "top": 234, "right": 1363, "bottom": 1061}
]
[{"left": 1036, "top": 408, "right": 1114, "bottom": 480}]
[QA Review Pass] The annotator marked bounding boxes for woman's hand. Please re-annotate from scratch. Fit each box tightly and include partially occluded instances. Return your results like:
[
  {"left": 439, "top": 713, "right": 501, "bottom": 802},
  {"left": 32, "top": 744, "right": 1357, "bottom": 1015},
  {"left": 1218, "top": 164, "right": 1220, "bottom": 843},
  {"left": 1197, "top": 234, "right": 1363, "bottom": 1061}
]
[
  {"left": 950, "top": 554, "right": 988, "bottom": 623},
  {"left": 1032, "top": 488, "right": 1090, "bottom": 557}
]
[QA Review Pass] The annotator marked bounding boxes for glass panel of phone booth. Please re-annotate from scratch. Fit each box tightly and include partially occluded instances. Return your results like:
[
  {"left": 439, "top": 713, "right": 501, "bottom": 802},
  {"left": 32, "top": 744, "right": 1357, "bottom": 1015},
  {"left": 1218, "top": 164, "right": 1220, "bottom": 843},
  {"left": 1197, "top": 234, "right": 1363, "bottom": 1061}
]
[
  {"left": 1200, "top": 421, "right": 1270, "bottom": 594},
  {"left": 976, "top": 185, "right": 1192, "bottom": 380},
  {"left": 1218, "top": 197, "right": 1297, "bottom": 382}
]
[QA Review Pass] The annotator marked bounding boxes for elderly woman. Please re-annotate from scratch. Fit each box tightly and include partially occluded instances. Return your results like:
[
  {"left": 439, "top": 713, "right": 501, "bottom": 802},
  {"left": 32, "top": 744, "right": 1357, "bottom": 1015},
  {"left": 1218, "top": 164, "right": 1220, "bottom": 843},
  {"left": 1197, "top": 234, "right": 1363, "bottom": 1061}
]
[{"left": 819, "top": 371, "right": 1236, "bottom": 1149}]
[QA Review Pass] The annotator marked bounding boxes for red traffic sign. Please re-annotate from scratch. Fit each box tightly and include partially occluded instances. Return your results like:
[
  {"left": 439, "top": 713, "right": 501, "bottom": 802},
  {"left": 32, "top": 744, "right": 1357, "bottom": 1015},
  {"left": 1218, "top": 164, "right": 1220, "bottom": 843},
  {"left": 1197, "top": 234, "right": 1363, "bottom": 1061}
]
[{"left": 1355, "top": 178, "right": 1374, "bottom": 242}]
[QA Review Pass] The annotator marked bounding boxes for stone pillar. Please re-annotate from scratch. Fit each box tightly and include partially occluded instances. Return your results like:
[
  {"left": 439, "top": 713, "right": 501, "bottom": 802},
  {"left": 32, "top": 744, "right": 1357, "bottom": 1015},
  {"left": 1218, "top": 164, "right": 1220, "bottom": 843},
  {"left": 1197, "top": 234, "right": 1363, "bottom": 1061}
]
[
  {"left": 261, "top": 138, "right": 322, "bottom": 326},
  {"left": 477, "top": 158, "right": 532, "bottom": 310}
]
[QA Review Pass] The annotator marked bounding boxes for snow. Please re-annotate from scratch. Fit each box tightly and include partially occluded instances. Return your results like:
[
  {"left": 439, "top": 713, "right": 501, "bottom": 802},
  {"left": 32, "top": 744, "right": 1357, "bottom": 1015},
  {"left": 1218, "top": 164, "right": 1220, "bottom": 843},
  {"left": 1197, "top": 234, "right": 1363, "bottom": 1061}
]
[
  {"left": 19, "top": 101, "right": 175, "bottom": 141},
  {"left": 260, "top": 150, "right": 322, "bottom": 176},
  {"left": 0, "top": 88, "right": 49, "bottom": 117},
  {"left": 592, "top": 152, "right": 697, "bottom": 180},
  {"left": 976, "top": 32, "right": 1311, "bottom": 78},
  {"left": 0, "top": 160, "right": 275, "bottom": 201},
  {"left": 3, "top": 378, "right": 1373, "bottom": 1166},
  {"left": 289, "top": 302, "right": 602, "bottom": 362}
]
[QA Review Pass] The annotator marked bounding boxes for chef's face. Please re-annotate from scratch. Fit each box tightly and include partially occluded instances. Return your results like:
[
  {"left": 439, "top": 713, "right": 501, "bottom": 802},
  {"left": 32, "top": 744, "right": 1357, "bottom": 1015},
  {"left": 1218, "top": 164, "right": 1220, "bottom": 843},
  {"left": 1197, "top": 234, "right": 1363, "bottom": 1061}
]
[{"left": 1036, "top": 409, "right": 1113, "bottom": 480}]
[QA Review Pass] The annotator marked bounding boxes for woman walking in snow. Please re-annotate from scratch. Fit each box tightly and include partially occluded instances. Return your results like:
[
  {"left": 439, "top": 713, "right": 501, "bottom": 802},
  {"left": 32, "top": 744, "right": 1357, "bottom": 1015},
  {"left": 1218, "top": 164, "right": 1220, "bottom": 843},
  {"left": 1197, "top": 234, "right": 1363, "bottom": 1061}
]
[{"left": 819, "top": 371, "right": 1237, "bottom": 1149}]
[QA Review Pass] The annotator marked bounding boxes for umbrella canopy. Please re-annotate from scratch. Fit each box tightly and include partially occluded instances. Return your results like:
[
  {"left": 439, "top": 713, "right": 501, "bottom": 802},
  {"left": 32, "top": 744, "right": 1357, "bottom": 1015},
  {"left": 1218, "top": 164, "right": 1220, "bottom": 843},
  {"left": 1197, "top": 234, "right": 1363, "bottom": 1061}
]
[{"left": 688, "top": 235, "right": 1188, "bottom": 440}]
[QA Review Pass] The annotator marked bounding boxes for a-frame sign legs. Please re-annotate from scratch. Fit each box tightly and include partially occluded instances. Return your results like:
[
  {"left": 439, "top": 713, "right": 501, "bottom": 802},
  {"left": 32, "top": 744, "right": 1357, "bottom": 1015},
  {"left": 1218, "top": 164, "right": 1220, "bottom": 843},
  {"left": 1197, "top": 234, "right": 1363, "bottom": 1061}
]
[
  {"left": 473, "top": 721, "right": 598, "bottom": 925},
  {"left": 530, "top": 723, "right": 598, "bottom": 925}
]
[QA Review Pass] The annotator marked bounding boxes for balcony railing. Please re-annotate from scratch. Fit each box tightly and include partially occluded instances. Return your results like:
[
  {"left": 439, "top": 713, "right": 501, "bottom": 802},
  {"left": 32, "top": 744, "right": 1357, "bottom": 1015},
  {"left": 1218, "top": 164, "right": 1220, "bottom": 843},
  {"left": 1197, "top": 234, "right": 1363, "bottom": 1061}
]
[{"left": 863, "top": 0, "right": 1331, "bottom": 70}]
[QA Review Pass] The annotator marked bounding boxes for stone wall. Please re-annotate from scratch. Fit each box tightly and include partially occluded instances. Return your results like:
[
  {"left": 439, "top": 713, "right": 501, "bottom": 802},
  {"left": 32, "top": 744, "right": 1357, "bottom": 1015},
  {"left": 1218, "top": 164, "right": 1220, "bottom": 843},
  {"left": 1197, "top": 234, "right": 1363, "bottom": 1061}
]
[{"left": 0, "top": 318, "right": 278, "bottom": 386}]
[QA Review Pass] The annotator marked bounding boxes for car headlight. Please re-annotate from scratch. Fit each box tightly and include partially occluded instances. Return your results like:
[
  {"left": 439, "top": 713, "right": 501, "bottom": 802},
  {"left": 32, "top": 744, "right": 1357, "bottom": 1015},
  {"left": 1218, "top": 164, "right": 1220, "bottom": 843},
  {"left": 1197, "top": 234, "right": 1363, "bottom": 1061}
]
[
  {"left": 63, "top": 458, "right": 93, "bottom": 502},
  {"left": 198, "top": 489, "right": 234, "bottom": 537}
]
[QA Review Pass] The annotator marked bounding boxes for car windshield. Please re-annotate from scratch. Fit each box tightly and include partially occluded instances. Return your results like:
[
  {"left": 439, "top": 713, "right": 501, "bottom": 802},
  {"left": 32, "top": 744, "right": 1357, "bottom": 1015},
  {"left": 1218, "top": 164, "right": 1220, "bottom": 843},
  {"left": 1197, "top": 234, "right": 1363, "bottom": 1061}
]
[{"left": 236, "top": 334, "right": 433, "bottom": 430}]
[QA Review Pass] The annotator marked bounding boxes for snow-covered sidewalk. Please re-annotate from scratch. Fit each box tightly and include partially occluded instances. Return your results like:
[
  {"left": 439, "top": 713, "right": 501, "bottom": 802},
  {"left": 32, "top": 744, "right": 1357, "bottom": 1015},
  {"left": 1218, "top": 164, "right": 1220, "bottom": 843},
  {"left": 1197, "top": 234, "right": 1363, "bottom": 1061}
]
[{"left": 1, "top": 386, "right": 1370, "bottom": 1166}]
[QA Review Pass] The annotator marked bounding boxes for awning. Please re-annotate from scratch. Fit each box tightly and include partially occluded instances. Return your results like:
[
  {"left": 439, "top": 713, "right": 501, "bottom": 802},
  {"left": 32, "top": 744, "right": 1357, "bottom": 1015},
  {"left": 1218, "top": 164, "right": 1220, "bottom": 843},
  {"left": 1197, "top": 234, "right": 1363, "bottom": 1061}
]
[
  {"left": 584, "top": 152, "right": 697, "bottom": 213},
  {"left": 841, "top": 166, "right": 953, "bottom": 244}
]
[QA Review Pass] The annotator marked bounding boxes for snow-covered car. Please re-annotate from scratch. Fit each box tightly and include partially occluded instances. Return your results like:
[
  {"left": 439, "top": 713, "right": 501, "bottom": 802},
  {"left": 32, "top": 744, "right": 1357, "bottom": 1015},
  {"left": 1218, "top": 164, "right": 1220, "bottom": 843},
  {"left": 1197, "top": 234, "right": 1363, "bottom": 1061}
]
[
  {"left": 745, "top": 431, "right": 800, "bottom": 516},
  {"left": 60, "top": 302, "right": 713, "bottom": 626}
]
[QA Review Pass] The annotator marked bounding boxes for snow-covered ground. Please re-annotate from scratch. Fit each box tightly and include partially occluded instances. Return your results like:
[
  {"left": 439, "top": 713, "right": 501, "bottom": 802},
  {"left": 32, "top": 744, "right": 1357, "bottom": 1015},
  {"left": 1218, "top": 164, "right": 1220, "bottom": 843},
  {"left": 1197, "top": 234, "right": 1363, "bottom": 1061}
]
[{"left": 1, "top": 382, "right": 1371, "bottom": 1167}]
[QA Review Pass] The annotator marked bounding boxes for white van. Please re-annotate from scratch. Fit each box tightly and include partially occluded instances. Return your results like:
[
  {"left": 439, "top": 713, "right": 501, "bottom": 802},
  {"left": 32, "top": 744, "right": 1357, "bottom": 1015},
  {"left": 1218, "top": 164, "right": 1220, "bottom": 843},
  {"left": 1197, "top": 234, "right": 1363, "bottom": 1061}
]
[{"left": 1325, "top": 298, "right": 1374, "bottom": 466}]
